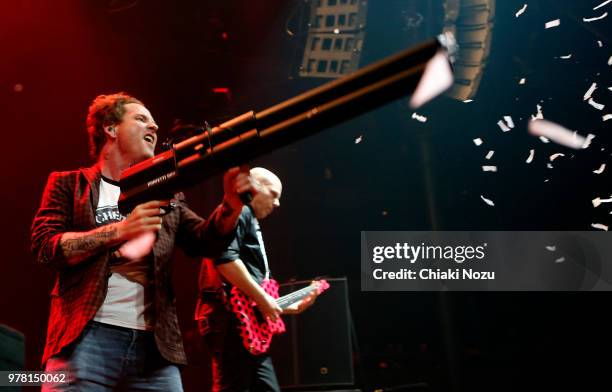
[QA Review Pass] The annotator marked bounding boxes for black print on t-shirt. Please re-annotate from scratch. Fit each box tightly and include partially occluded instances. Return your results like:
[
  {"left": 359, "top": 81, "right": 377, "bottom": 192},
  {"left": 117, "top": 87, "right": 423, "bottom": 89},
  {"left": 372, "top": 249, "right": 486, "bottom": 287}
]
[{"left": 95, "top": 205, "right": 125, "bottom": 226}]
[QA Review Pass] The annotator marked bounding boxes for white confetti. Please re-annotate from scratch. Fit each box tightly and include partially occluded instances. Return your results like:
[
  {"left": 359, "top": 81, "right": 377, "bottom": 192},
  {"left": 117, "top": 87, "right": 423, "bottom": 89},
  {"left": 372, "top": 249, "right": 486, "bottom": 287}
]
[
  {"left": 560, "top": 54, "right": 573, "bottom": 59},
  {"left": 519, "top": 78, "right": 526, "bottom": 85},
  {"left": 549, "top": 153, "right": 565, "bottom": 161},
  {"left": 355, "top": 135, "right": 363, "bottom": 144},
  {"left": 608, "top": 56, "right": 612, "bottom": 65},
  {"left": 528, "top": 119, "right": 588, "bottom": 149},
  {"left": 473, "top": 138, "right": 483, "bottom": 146},
  {"left": 591, "top": 223, "right": 609, "bottom": 231},
  {"left": 480, "top": 195, "right": 495, "bottom": 206},
  {"left": 603, "top": 114, "right": 612, "bottom": 121},
  {"left": 409, "top": 51, "right": 454, "bottom": 108},
  {"left": 531, "top": 104, "right": 544, "bottom": 120},
  {"left": 547, "top": 163, "right": 554, "bottom": 169},
  {"left": 515, "top": 4, "right": 528, "bottom": 17},
  {"left": 482, "top": 165, "right": 497, "bottom": 172},
  {"left": 503, "top": 116, "right": 515, "bottom": 129},
  {"left": 592, "top": 196, "right": 612, "bottom": 207},
  {"left": 526, "top": 149, "right": 535, "bottom": 163},
  {"left": 584, "top": 82, "right": 597, "bottom": 100},
  {"left": 485, "top": 150, "right": 494, "bottom": 160},
  {"left": 546, "top": 245, "right": 557, "bottom": 251},
  {"left": 598, "top": 40, "right": 604, "bottom": 47},
  {"left": 555, "top": 257, "right": 565, "bottom": 263},
  {"left": 545, "top": 19, "right": 561, "bottom": 28},
  {"left": 463, "top": 99, "right": 474, "bottom": 103},
  {"left": 539, "top": 136, "right": 550, "bottom": 143},
  {"left": 412, "top": 112, "right": 428, "bottom": 122},
  {"left": 583, "top": 133, "right": 596, "bottom": 149},
  {"left": 594, "top": 0, "right": 612, "bottom": 10},
  {"left": 497, "top": 120, "right": 511, "bottom": 132},
  {"left": 583, "top": 12, "right": 608, "bottom": 22},
  {"left": 588, "top": 98, "right": 605, "bottom": 110},
  {"left": 594, "top": 164, "right": 606, "bottom": 174}
]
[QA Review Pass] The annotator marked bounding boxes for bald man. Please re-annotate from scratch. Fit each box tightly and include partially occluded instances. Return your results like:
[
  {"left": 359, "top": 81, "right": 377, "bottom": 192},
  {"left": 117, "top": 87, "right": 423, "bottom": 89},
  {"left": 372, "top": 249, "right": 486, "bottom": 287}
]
[{"left": 195, "top": 168, "right": 316, "bottom": 392}]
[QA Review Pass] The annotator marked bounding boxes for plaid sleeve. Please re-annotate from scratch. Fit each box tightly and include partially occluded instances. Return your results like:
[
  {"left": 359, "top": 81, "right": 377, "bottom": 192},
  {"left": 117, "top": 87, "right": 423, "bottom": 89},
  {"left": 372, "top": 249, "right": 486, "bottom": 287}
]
[
  {"left": 175, "top": 193, "right": 238, "bottom": 259},
  {"left": 213, "top": 210, "right": 247, "bottom": 265},
  {"left": 31, "top": 172, "right": 74, "bottom": 269}
]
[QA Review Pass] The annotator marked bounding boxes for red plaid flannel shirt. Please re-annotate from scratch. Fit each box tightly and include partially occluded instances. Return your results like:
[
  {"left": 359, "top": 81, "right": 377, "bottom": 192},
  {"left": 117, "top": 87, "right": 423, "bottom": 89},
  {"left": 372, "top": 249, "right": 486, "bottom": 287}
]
[{"left": 31, "top": 164, "right": 232, "bottom": 365}]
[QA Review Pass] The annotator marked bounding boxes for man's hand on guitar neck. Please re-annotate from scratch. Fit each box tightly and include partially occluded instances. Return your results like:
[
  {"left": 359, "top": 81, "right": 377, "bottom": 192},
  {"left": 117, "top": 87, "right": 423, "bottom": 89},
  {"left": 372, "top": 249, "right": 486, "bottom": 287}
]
[{"left": 282, "top": 290, "right": 318, "bottom": 315}]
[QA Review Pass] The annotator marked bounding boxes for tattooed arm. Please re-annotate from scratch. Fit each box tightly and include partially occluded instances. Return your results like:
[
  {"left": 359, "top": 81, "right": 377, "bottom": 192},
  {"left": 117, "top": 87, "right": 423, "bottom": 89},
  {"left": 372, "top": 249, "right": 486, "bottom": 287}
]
[
  {"left": 59, "top": 224, "right": 123, "bottom": 266},
  {"left": 60, "top": 200, "right": 165, "bottom": 266}
]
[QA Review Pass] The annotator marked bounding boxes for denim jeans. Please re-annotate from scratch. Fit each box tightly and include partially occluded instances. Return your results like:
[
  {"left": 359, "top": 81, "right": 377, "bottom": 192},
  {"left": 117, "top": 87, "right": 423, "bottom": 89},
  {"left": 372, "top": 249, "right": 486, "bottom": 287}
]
[{"left": 43, "top": 321, "right": 183, "bottom": 391}]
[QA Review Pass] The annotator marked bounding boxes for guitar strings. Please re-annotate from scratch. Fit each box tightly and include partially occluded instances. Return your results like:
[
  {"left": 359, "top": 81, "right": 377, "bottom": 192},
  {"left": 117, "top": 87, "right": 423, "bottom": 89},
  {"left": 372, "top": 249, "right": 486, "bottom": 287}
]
[{"left": 276, "top": 285, "right": 315, "bottom": 307}]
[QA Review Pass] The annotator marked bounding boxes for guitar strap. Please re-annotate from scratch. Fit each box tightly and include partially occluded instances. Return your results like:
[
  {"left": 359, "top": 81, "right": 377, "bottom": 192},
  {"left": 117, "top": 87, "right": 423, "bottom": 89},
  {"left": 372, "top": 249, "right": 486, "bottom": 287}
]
[{"left": 252, "top": 217, "right": 270, "bottom": 280}]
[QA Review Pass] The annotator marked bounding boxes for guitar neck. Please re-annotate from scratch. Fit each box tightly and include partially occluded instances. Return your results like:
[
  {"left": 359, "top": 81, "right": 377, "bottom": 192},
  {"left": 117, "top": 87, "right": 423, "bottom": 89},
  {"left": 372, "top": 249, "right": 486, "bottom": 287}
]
[{"left": 276, "top": 285, "right": 316, "bottom": 309}]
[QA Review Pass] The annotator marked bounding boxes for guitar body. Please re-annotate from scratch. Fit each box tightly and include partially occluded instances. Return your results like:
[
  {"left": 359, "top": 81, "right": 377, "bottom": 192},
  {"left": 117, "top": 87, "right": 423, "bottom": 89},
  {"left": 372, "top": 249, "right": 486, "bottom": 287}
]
[
  {"left": 229, "top": 279, "right": 285, "bottom": 355},
  {"left": 229, "top": 278, "right": 329, "bottom": 355}
]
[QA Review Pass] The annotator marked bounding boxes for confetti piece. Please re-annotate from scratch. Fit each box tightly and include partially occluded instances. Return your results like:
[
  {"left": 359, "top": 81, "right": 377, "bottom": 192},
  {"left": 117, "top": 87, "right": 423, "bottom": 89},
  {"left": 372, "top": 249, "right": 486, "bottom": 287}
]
[
  {"left": 355, "top": 135, "right": 363, "bottom": 144},
  {"left": 546, "top": 245, "right": 556, "bottom": 251},
  {"left": 545, "top": 19, "right": 561, "bottom": 28},
  {"left": 583, "top": 12, "right": 608, "bottom": 22},
  {"left": 583, "top": 134, "right": 596, "bottom": 149},
  {"left": 608, "top": 56, "right": 612, "bottom": 65},
  {"left": 594, "top": 0, "right": 612, "bottom": 10},
  {"left": 119, "top": 231, "right": 156, "bottom": 260},
  {"left": 584, "top": 82, "right": 597, "bottom": 100},
  {"left": 560, "top": 54, "right": 573, "bottom": 59},
  {"left": 591, "top": 223, "right": 609, "bottom": 231},
  {"left": 482, "top": 165, "right": 497, "bottom": 172},
  {"left": 485, "top": 150, "right": 494, "bottom": 160},
  {"left": 603, "top": 114, "right": 612, "bottom": 121},
  {"left": 528, "top": 119, "right": 588, "bottom": 149},
  {"left": 588, "top": 97, "right": 605, "bottom": 110},
  {"left": 550, "top": 153, "right": 565, "bottom": 161},
  {"left": 519, "top": 78, "right": 526, "bottom": 85},
  {"left": 473, "top": 138, "right": 483, "bottom": 146},
  {"left": 531, "top": 104, "right": 544, "bottom": 120},
  {"left": 547, "top": 163, "right": 554, "bottom": 169},
  {"left": 515, "top": 4, "right": 527, "bottom": 17},
  {"left": 503, "top": 116, "right": 515, "bottom": 129},
  {"left": 555, "top": 257, "right": 565, "bottom": 263},
  {"left": 480, "top": 195, "right": 495, "bottom": 206},
  {"left": 497, "top": 120, "right": 511, "bottom": 132},
  {"left": 598, "top": 40, "right": 604, "bottom": 47},
  {"left": 539, "top": 136, "right": 550, "bottom": 143},
  {"left": 409, "top": 51, "right": 454, "bottom": 108},
  {"left": 594, "top": 164, "right": 606, "bottom": 174},
  {"left": 526, "top": 149, "right": 535, "bottom": 163},
  {"left": 463, "top": 99, "right": 474, "bottom": 103},
  {"left": 592, "top": 196, "right": 612, "bottom": 207},
  {"left": 411, "top": 112, "right": 428, "bottom": 122}
]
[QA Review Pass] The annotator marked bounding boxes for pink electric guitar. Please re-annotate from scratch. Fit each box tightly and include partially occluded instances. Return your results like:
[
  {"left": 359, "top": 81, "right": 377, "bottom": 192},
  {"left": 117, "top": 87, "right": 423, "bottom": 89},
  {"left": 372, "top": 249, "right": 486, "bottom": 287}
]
[{"left": 229, "top": 279, "right": 329, "bottom": 355}]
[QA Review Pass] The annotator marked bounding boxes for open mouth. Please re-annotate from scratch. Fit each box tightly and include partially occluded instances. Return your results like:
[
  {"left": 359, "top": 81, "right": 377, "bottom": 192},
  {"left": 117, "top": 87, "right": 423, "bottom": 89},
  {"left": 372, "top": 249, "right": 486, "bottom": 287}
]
[{"left": 143, "top": 134, "right": 155, "bottom": 145}]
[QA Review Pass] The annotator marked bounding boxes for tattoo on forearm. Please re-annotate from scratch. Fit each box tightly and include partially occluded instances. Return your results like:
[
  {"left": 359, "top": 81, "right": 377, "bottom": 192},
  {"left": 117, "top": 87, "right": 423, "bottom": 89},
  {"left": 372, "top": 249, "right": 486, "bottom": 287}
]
[{"left": 61, "top": 224, "right": 118, "bottom": 264}]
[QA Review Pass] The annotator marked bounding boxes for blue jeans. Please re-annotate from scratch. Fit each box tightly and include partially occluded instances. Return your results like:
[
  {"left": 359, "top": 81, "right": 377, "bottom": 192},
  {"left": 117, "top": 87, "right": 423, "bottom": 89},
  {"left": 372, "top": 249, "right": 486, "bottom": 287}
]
[{"left": 43, "top": 321, "right": 183, "bottom": 391}]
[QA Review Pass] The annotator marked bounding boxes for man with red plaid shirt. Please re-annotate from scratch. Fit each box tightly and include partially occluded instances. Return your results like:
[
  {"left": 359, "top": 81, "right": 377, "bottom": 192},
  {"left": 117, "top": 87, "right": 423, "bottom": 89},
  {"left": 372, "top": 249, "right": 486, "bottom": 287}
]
[{"left": 31, "top": 92, "right": 257, "bottom": 391}]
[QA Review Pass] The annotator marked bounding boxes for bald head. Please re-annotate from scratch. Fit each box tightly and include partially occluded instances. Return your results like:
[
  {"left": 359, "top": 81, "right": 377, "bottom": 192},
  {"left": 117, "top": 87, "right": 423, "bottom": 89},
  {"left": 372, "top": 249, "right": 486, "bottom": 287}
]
[
  {"left": 249, "top": 167, "right": 282, "bottom": 219},
  {"left": 250, "top": 167, "right": 282, "bottom": 190}
]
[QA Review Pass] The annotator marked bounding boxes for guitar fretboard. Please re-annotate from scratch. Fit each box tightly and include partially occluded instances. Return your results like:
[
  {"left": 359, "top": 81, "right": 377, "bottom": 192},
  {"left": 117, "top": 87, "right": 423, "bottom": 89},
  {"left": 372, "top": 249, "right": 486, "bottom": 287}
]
[{"left": 276, "top": 285, "right": 316, "bottom": 309}]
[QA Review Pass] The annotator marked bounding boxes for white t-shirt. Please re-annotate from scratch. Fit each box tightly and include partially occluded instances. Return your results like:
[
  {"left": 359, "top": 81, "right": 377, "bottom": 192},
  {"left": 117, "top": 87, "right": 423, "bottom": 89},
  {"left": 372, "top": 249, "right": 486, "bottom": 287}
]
[{"left": 93, "top": 177, "right": 154, "bottom": 331}]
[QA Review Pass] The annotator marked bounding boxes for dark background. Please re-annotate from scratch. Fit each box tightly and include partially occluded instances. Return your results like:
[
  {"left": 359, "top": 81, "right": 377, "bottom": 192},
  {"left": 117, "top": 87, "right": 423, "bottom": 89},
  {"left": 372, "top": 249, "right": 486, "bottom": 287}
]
[{"left": 1, "top": 0, "right": 611, "bottom": 391}]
